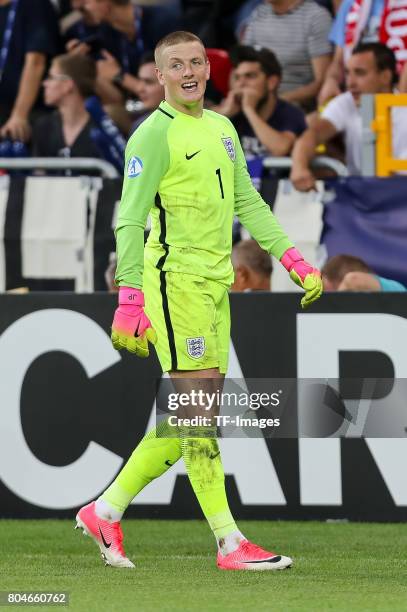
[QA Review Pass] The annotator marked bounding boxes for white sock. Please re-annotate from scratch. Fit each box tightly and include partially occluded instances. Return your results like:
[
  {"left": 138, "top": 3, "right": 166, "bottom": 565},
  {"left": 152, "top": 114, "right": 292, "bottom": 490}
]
[
  {"left": 95, "top": 498, "right": 123, "bottom": 523},
  {"left": 217, "top": 530, "right": 246, "bottom": 556}
]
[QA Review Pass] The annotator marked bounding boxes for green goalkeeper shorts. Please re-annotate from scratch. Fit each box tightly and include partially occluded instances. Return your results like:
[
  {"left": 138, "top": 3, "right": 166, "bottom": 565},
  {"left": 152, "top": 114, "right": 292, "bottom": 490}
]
[{"left": 143, "top": 262, "right": 230, "bottom": 373}]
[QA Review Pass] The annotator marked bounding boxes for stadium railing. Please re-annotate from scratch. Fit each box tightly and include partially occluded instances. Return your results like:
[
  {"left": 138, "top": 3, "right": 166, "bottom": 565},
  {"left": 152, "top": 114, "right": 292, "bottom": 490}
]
[
  {"left": 0, "top": 154, "right": 347, "bottom": 293},
  {"left": 263, "top": 155, "right": 349, "bottom": 177},
  {"left": 0, "top": 155, "right": 348, "bottom": 180},
  {"left": 0, "top": 157, "right": 119, "bottom": 178}
]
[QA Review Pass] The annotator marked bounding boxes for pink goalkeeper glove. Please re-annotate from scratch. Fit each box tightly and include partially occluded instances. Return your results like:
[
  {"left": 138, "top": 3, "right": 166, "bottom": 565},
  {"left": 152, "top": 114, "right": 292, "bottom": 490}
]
[
  {"left": 111, "top": 287, "right": 157, "bottom": 357},
  {"left": 280, "top": 247, "right": 323, "bottom": 308}
]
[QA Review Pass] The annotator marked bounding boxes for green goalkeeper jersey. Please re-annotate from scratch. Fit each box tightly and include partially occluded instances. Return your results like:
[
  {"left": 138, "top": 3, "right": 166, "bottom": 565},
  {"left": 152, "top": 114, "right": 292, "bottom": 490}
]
[{"left": 115, "top": 100, "right": 293, "bottom": 289}]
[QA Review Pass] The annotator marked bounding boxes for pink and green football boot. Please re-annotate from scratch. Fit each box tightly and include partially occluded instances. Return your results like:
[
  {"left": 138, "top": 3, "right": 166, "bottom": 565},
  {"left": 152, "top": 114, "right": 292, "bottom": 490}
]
[
  {"left": 75, "top": 502, "right": 134, "bottom": 568},
  {"left": 217, "top": 540, "right": 292, "bottom": 571}
]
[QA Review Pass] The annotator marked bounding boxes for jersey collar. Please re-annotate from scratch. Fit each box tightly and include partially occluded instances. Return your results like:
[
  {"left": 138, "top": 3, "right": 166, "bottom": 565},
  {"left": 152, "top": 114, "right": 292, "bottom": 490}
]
[
  {"left": 159, "top": 100, "right": 179, "bottom": 118},
  {"left": 159, "top": 100, "right": 205, "bottom": 119}
]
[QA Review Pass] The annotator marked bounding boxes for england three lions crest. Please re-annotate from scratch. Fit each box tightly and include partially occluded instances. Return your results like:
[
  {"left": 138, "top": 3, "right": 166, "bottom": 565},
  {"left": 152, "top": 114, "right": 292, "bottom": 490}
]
[
  {"left": 222, "top": 137, "right": 236, "bottom": 162},
  {"left": 186, "top": 337, "right": 206, "bottom": 359}
]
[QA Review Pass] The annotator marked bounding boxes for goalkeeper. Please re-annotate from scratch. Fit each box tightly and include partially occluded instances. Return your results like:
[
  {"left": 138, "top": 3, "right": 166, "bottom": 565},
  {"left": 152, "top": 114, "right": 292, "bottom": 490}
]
[{"left": 76, "top": 31, "right": 322, "bottom": 571}]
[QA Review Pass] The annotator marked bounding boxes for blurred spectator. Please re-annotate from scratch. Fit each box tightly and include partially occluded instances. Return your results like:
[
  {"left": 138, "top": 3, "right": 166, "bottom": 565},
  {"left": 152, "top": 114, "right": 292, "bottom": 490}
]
[
  {"left": 94, "top": 46, "right": 159, "bottom": 102},
  {"left": 319, "top": 0, "right": 407, "bottom": 104},
  {"left": 218, "top": 46, "right": 306, "bottom": 161},
  {"left": 83, "top": 49, "right": 163, "bottom": 135},
  {"left": 322, "top": 254, "right": 407, "bottom": 291},
  {"left": 64, "top": 0, "right": 180, "bottom": 103},
  {"left": 290, "top": 43, "right": 407, "bottom": 189},
  {"left": 64, "top": 1, "right": 132, "bottom": 65},
  {"left": 231, "top": 239, "right": 272, "bottom": 291},
  {"left": 67, "top": 0, "right": 181, "bottom": 72},
  {"left": 319, "top": 0, "right": 384, "bottom": 103},
  {"left": 131, "top": 52, "right": 164, "bottom": 131},
  {"left": 62, "top": 0, "right": 100, "bottom": 43},
  {"left": 235, "top": 0, "right": 338, "bottom": 41},
  {"left": 241, "top": 0, "right": 332, "bottom": 110},
  {"left": 0, "top": 0, "right": 59, "bottom": 142},
  {"left": 234, "top": 0, "right": 263, "bottom": 40},
  {"left": 31, "top": 53, "right": 106, "bottom": 164}
]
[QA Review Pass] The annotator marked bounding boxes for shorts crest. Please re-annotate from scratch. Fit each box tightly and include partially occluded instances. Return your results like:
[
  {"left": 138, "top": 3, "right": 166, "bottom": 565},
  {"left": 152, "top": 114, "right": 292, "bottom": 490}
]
[{"left": 186, "top": 336, "right": 206, "bottom": 359}]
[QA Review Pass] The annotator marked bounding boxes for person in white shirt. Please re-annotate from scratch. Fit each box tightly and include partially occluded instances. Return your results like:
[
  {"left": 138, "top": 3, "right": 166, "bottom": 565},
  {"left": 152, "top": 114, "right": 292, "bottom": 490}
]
[{"left": 290, "top": 42, "right": 407, "bottom": 188}]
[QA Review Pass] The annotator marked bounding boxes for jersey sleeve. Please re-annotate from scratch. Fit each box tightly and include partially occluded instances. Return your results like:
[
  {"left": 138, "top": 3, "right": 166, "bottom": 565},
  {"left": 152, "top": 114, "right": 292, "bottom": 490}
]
[
  {"left": 233, "top": 129, "right": 293, "bottom": 260},
  {"left": 115, "top": 122, "right": 170, "bottom": 289}
]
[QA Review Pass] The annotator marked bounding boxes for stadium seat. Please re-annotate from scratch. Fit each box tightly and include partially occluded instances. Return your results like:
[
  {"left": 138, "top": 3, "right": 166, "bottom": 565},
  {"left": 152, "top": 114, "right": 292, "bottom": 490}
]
[
  {"left": 271, "top": 180, "right": 324, "bottom": 291},
  {"left": 206, "top": 48, "right": 232, "bottom": 98}
]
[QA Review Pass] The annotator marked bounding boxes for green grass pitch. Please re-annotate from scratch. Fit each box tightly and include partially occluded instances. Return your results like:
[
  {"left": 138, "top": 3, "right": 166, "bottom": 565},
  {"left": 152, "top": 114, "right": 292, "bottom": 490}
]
[{"left": 1, "top": 520, "right": 406, "bottom": 611}]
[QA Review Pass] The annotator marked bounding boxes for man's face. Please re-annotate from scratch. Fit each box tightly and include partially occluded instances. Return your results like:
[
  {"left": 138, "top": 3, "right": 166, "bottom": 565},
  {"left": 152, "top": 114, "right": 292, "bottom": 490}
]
[
  {"left": 346, "top": 51, "right": 392, "bottom": 103},
  {"left": 232, "top": 61, "right": 272, "bottom": 102},
  {"left": 83, "top": 0, "right": 110, "bottom": 23},
  {"left": 72, "top": 0, "right": 95, "bottom": 21},
  {"left": 43, "top": 61, "right": 73, "bottom": 107},
  {"left": 137, "top": 62, "right": 164, "bottom": 110},
  {"left": 156, "top": 41, "right": 209, "bottom": 110}
]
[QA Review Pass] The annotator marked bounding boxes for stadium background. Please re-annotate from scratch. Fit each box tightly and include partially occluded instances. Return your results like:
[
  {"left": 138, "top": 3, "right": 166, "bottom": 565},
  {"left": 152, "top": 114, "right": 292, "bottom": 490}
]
[
  {"left": 1, "top": 1, "right": 407, "bottom": 610},
  {"left": 1, "top": 292, "right": 407, "bottom": 522}
]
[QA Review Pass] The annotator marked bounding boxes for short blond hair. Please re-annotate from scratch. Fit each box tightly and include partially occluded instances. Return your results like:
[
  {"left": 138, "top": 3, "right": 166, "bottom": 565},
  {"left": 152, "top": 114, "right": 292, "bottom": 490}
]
[{"left": 154, "top": 31, "right": 206, "bottom": 68}]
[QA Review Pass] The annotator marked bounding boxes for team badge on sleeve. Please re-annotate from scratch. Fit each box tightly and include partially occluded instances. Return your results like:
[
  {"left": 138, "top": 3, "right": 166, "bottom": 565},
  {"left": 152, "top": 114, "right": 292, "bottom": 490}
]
[
  {"left": 221, "top": 137, "right": 236, "bottom": 162},
  {"left": 186, "top": 337, "right": 205, "bottom": 358},
  {"left": 127, "top": 156, "right": 143, "bottom": 178}
]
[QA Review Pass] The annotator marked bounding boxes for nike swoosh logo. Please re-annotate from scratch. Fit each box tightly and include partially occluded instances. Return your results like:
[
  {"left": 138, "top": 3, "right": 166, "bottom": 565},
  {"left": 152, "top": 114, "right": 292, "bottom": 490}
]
[
  {"left": 99, "top": 526, "right": 111, "bottom": 549},
  {"left": 209, "top": 452, "right": 220, "bottom": 460},
  {"left": 165, "top": 460, "right": 173, "bottom": 466},
  {"left": 242, "top": 556, "right": 281, "bottom": 564},
  {"left": 185, "top": 150, "right": 201, "bottom": 160}
]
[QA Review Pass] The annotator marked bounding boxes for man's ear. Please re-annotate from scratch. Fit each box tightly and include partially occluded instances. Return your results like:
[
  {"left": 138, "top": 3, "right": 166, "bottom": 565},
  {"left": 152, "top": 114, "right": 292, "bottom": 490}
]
[
  {"left": 379, "top": 67, "right": 393, "bottom": 91},
  {"left": 205, "top": 59, "right": 210, "bottom": 82},
  {"left": 267, "top": 74, "right": 279, "bottom": 93},
  {"left": 155, "top": 66, "right": 165, "bottom": 86},
  {"left": 238, "top": 264, "right": 250, "bottom": 282}
]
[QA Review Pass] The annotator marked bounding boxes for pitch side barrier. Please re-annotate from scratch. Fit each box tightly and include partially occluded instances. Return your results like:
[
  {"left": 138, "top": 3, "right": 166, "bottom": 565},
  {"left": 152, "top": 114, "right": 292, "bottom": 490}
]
[
  {"left": 263, "top": 155, "right": 348, "bottom": 177},
  {"left": 0, "top": 154, "right": 346, "bottom": 178},
  {"left": 0, "top": 156, "right": 345, "bottom": 294},
  {"left": 0, "top": 157, "right": 119, "bottom": 178},
  {"left": 1, "top": 170, "right": 406, "bottom": 292},
  {"left": 0, "top": 292, "right": 406, "bottom": 520}
]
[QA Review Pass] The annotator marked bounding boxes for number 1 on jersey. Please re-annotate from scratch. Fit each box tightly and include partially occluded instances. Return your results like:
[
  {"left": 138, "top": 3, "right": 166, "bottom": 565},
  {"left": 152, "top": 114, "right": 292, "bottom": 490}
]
[{"left": 216, "top": 168, "right": 224, "bottom": 199}]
